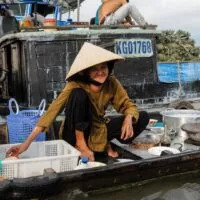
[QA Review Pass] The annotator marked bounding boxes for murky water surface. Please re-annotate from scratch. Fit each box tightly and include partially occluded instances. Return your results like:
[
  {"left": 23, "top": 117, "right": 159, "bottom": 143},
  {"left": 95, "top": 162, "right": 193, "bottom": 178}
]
[{"left": 49, "top": 172, "right": 200, "bottom": 200}]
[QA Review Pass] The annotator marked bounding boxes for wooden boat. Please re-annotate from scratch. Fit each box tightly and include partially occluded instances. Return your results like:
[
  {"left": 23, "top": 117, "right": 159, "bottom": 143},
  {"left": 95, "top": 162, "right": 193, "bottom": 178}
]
[
  {"left": 0, "top": 0, "right": 200, "bottom": 112},
  {"left": 0, "top": 136, "right": 200, "bottom": 199},
  {"left": 1, "top": 28, "right": 200, "bottom": 112},
  {"left": 0, "top": 2, "right": 200, "bottom": 199}
]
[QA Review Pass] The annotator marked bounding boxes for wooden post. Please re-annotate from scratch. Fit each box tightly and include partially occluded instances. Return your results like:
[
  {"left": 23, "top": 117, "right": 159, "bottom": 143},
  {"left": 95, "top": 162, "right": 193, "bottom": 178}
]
[{"left": 77, "top": 0, "right": 80, "bottom": 22}]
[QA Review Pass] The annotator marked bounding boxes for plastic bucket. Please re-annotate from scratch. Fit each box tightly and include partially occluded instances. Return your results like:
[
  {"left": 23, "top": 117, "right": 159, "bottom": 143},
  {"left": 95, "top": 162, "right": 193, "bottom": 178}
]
[{"left": 57, "top": 20, "right": 68, "bottom": 26}]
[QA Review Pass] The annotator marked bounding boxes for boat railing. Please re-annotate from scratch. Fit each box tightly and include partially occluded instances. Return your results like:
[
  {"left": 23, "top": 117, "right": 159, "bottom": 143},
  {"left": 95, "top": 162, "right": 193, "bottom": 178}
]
[
  {"left": 19, "top": 23, "right": 157, "bottom": 32},
  {"left": 0, "top": 0, "right": 157, "bottom": 33}
]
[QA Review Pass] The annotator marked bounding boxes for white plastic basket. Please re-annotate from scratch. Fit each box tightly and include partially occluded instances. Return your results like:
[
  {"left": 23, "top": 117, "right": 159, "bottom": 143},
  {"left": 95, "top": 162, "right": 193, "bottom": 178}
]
[{"left": 0, "top": 140, "right": 80, "bottom": 179}]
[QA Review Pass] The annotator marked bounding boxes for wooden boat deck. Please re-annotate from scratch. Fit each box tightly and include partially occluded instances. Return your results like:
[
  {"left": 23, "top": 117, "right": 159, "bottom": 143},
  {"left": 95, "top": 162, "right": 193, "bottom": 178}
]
[{"left": 1, "top": 128, "right": 200, "bottom": 200}]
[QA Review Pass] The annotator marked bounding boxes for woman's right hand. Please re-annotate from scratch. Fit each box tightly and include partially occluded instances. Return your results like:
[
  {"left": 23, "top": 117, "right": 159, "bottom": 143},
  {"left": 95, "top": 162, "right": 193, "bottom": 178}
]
[
  {"left": 6, "top": 126, "right": 45, "bottom": 157},
  {"left": 6, "top": 141, "right": 30, "bottom": 157}
]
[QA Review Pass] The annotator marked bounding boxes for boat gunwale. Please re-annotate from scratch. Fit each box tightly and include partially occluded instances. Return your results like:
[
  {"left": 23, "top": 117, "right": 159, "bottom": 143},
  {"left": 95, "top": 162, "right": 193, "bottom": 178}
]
[{"left": 0, "top": 147, "right": 200, "bottom": 199}]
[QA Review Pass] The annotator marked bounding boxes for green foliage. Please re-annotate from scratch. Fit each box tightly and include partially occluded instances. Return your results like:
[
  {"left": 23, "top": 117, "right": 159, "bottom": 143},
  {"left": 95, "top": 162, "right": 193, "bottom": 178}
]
[{"left": 156, "top": 30, "right": 200, "bottom": 62}]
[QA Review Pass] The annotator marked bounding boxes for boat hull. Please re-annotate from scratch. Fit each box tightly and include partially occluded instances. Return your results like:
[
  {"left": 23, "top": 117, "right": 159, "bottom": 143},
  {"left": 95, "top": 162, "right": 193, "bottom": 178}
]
[{"left": 0, "top": 148, "right": 200, "bottom": 199}]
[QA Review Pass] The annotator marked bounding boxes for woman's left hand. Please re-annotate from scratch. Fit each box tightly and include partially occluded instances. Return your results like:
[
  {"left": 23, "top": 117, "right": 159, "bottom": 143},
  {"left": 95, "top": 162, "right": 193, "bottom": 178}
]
[{"left": 121, "top": 115, "right": 134, "bottom": 140}]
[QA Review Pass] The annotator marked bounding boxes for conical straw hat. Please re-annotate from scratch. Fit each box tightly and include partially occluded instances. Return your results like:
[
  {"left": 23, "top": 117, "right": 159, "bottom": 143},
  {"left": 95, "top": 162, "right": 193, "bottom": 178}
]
[{"left": 66, "top": 42, "right": 124, "bottom": 80}]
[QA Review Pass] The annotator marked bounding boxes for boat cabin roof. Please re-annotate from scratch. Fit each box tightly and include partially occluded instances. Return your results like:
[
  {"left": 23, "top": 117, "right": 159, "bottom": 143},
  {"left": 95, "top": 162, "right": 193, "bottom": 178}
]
[{"left": 0, "top": 28, "right": 161, "bottom": 45}]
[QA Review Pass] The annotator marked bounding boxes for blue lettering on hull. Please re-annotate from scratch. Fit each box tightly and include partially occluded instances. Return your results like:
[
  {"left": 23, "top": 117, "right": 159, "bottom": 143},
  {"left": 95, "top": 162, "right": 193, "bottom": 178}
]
[{"left": 114, "top": 39, "right": 153, "bottom": 58}]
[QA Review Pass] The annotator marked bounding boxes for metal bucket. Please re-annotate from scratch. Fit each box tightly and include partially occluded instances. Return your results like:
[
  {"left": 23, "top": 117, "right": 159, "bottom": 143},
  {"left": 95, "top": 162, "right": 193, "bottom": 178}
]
[
  {"left": 0, "top": 116, "right": 8, "bottom": 144},
  {"left": 160, "top": 109, "right": 200, "bottom": 135},
  {"left": 181, "top": 123, "right": 200, "bottom": 142}
]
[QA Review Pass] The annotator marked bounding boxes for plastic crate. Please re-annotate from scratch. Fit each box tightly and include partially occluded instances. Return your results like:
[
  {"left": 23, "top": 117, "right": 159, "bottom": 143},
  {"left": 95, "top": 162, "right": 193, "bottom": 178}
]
[{"left": 0, "top": 140, "right": 80, "bottom": 179}]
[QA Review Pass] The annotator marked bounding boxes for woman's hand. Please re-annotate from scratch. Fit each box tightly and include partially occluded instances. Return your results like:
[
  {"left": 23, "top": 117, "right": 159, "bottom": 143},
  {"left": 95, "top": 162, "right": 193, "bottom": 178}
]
[
  {"left": 121, "top": 115, "right": 134, "bottom": 140},
  {"left": 81, "top": 149, "right": 94, "bottom": 161},
  {"left": 75, "top": 130, "right": 95, "bottom": 161},
  {"left": 6, "top": 126, "right": 44, "bottom": 157},
  {"left": 6, "top": 141, "right": 30, "bottom": 157},
  {"left": 76, "top": 146, "right": 94, "bottom": 161}
]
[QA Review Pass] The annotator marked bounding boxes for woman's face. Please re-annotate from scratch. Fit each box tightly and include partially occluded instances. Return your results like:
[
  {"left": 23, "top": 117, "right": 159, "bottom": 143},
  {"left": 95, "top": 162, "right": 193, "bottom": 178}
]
[{"left": 88, "top": 63, "right": 109, "bottom": 84}]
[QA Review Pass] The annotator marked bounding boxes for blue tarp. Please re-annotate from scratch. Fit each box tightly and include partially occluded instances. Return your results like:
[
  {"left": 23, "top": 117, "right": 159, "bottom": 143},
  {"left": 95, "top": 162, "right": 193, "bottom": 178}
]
[{"left": 157, "top": 62, "right": 200, "bottom": 83}]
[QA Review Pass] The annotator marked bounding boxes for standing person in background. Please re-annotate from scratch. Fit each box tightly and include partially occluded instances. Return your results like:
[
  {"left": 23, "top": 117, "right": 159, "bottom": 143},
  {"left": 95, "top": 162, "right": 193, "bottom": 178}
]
[
  {"left": 95, "top": 0, "right": 148, "bottom": 28},
  {"left": 7, "top": 42, "right": 149, "bottom": 161}
]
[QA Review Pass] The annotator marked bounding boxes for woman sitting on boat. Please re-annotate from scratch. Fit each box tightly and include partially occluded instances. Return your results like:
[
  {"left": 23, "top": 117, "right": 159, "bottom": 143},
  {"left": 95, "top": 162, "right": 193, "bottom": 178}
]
[
  {"left": 7, "top": 42, "right": 149, "bottom": 161},
  {"left": 95, "top": 0, "right": 148, "bottom": 27}
]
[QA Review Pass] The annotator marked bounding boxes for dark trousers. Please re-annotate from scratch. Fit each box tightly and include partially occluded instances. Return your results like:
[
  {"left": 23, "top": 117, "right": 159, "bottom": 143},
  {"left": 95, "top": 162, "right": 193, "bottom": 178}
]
[
  {"left": 107, "top": 111, "right": 149, "bottom": 144},
  {"left": 62, "top": 88, "right": 149, "bottom": 147}
]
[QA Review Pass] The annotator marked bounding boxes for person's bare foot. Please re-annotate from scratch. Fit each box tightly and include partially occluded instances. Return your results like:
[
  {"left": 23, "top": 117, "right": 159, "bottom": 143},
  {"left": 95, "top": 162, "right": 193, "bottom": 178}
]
[{"left": 107, "top": 143, "right": 119, "bottom": 158}]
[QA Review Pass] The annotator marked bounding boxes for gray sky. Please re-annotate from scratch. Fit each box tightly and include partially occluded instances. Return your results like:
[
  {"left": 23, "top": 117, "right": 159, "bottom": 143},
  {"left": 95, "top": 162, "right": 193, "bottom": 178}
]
[{"left": 70, "top": 0, "right": 200, "bottom": 46}]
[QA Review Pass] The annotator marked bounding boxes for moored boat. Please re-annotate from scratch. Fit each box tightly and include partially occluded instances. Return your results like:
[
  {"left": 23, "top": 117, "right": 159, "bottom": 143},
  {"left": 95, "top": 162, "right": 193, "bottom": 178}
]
[
  {"left": 1, "top": 1, "right": 200, "bottom": 199},
  {"left": 0, "top": 136, "right": 200, "bottom": 199}
]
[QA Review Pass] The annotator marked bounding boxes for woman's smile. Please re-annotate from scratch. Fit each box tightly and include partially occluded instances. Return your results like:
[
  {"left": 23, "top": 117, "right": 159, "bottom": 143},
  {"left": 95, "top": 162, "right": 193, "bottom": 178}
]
[{"left": 88, "top": 63, "right": 109, "bottom": 83}]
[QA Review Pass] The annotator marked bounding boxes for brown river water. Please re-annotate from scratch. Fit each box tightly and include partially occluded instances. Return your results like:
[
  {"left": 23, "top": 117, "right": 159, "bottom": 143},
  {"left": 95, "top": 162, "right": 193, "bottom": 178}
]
[{"left": 48, "top": 171, "right": 200, "bottom": 200}]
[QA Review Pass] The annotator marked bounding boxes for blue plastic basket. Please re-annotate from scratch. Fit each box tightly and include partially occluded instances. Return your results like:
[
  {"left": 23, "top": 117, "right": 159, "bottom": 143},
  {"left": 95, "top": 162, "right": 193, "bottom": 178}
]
[{"left": 7, "top": 98, "right": 46, "bottom": 144}]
